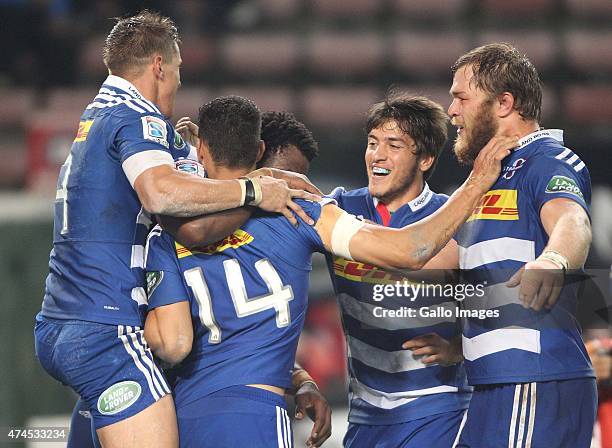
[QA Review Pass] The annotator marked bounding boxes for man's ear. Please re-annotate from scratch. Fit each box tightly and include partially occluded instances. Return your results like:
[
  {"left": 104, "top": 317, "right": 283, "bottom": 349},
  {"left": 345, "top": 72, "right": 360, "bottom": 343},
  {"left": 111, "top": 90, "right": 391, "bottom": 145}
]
[
  {"left": 152, "top": 54, "right": 164, "bottom": 80},
  {"left": 418, "top": 154, "right": 435, "bottom": 173},
  {"left": 255, "top": 140, "right": 265, "bottom": 163},
  {"left": 497, "top": 92, "right": 515, "bottom": 118},
  {"left": 196, "top": 138, "right": 207, "bottom": 165}
]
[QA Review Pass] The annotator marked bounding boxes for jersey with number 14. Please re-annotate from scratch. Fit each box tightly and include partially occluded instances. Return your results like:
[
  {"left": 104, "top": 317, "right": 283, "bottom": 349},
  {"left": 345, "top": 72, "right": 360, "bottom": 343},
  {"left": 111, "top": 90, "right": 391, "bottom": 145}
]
[
  {"left": 41, "top": 75, "right": 191, "bottom": 326},
  {"left": 145, "top": 200, "right": 328, "bottom": 408}
]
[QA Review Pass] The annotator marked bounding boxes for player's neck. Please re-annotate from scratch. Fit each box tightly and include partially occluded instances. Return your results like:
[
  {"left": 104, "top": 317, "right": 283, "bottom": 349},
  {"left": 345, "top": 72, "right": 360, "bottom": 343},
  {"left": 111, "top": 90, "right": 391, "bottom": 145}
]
[
  {"left": 499, "top": 118, "right": 540, "bottom": 140},
  {"left": 207, "top": 165, "right": 252, "bottom": 180},
  {"left": 378, "top": 178, "right": 425, "bottom": 213}
]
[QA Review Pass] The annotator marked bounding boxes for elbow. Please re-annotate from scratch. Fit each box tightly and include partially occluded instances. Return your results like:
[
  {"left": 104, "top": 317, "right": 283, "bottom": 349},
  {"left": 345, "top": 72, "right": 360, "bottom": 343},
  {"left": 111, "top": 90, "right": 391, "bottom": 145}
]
[
  {"left": 385, "top": 247, "right": 427, "bottom": 271},
  {"left": 158, "top": 335, "right": 193, "bottom": 365},
  {"left": 141, "top": 191, "right": 170, "bottom": 216}
]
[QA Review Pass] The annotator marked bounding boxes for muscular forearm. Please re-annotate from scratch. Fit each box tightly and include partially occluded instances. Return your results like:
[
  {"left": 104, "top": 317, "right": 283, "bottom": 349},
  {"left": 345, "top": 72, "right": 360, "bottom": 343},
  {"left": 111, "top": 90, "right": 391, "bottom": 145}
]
[
  {"left": 544, "top": 213, "right": 591, "bottom": 269},
  {"left": 158, "top": 207, "right": 254, "bottom": 248},
  {"left": 350, "top": 181, "right": 484, "bottom": 270},
  {"left": 135, "top": 165, "right": 243, "bottom": 217}
]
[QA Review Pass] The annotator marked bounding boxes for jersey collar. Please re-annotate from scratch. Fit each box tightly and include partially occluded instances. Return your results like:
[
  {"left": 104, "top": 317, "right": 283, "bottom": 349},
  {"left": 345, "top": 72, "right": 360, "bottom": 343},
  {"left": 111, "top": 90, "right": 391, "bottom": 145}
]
[
  {"left": 516, "top": 129, "right": 564, "bottom": 151},
  {"left": 372, "top": 183, "right": 433, "bottom": 214},
  {"left": 103, "top": 75, "right": 148, "bottom": 99}
]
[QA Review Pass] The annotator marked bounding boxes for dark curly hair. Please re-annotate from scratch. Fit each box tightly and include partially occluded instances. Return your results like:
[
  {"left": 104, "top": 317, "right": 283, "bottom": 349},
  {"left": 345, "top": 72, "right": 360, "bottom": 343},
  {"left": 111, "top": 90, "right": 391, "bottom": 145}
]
[
  {"left": 259, "top": 111, "right": 319, "bottom": 167},
  {"left": 198, "top": 96, "right": 261, "bottom": 169}
]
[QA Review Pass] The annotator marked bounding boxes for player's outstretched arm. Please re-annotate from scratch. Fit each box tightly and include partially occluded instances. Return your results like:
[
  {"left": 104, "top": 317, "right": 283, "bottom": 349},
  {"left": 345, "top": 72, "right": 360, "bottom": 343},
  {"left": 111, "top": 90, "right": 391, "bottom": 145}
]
[
  {"left": 144, "top": 303, "right": 193, "bottom": 365},
  {"left": 507, "top": 198, "right": 592, "bottom": 310},
  {"left": 315, "top": 135, "right": 517, "bottom": 270}
]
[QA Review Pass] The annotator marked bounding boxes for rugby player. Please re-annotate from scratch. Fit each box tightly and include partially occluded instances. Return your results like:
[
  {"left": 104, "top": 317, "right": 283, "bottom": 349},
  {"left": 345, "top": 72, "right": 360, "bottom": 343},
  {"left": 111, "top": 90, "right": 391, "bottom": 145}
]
[
  {"left": 448, "top": 43, "right": 596, "bottom": 447},
  {"left": 142, "top": 95, "right": 515, "bottom": 447},
  {"left": 33, "top": 11, "right": 319, "bottom": 448},
  {"left": 325, "top": 93, "right": 470, "bottom": 447},
  {"left": 65, "top": 110, "right": 326, "bottom": 448}
]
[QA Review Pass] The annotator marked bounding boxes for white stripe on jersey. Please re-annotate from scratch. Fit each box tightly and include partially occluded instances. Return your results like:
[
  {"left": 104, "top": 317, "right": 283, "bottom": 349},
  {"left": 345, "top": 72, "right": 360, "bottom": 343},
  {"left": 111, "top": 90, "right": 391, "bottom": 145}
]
[
  {"left": 339, "top": 293, "right": 456, "bottom": 330},
  {"left": 347, "top": 335, "right": 429, "bottom": 373},
  {"left": 99, "top": 86, "right": 161, "bottom": 114},
  {"left": 131, "top": 244, "right": 145, "bottom": 269},
  {"left": 573, "top": 161, "right": 586, "bottom": 172},
  {"left": 130, "top": 287, "right": 148, "bottom": 307},
  {"left": 118, "top": 325, "right": 160, "bottom": 400},
  {"left": 86, "top": 98, "right": 147, "bottom": 114},
  {"left": 508, "top": 384, "right": 522, "bottom": 448},
  {"left": 566, "top": 154, "right": 579, "bottom": 165},
  {"left": 462, "top": 328, "right": 541, "bottom": 362},
  {"left": 350, "top": 378, "right": 459, "bottom": 410},
  {"left": 459, "top": 237, "right": 535, "bottom": 270},
  {"left": 462, "top": 283, "right": 523, "bottom": 311},
  {"left": 122, "top": 150, "right": 174, "bottom": 188},
  {"left": 554, "top": 148, "right": 572, "bottom": 161},
  {"left": 98, "top": 90, "right": 157, "bottom": 114}
]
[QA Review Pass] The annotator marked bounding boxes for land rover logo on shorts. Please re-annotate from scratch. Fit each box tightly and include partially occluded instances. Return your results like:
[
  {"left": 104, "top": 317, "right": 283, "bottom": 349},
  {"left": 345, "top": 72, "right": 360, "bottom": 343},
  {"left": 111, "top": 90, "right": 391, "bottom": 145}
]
[
  {"left": 97, "top": 381, "right": 141, "bottom": 415},
  {"left": 545, "top": 175, "right": 583, "bottom": 199},
  {"left": 146, "top": 271, "right": 163, "bottom": 296}
]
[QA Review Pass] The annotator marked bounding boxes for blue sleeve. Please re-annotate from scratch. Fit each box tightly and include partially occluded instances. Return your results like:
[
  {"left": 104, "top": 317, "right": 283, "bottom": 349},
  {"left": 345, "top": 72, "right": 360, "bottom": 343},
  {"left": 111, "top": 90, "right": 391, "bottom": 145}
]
[
  {"left": 144, "top": 228, "right": 189, "bottom": 310},
  {"left": 113, "top": 111, "right": 172, "bottom": 163},
  {"left": 524, "top": 151, "right": 591, "bottom": 216},
  {"left": 326, "top": 186, "right": 346, "bottom": 208},
  {"left": 293, "top": 199, "right": 331, "bottom": 253}
]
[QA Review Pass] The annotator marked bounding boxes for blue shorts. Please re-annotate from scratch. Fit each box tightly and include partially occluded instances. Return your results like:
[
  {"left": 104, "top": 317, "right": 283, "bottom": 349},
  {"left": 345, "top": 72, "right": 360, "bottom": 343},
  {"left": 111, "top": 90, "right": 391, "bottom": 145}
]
[
  {"left": 456, "top": 378, "right": 597, "bottom": 448},
  {"left": 67, "top": 398, "right": 100, "bottom": 448},
  {"left": 34, "top": 314, "right": 171, "bottom": 429},
  {"left": 176, "top": 385, "right": 293, "bottom": 448},
  {"left": 343, "top": 409, "right": 467, "bottom": 448}
]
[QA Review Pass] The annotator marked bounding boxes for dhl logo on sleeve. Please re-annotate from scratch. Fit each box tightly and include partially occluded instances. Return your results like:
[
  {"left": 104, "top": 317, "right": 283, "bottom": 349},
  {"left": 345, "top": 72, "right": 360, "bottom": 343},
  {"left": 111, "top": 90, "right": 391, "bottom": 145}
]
[
  {"left": 467, "top": 189, "right": 519, "bottom": 222},
  {"left": 176, "top": 229, "right": 254, "bottom": 258},
  {"left": 333, "top": 257, "right": 414, "bottom": 285},
  {"left": 74, "top": 120, "right": 94, "bottom": 142}
]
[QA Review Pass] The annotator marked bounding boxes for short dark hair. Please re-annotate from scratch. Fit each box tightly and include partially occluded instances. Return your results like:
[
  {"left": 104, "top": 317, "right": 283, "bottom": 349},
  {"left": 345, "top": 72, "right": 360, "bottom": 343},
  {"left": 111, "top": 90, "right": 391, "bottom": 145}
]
[
  {"left": 198, "top": 96, "right": 261, "bottom": 169},
  {"left": 260, "top": 111, "right": 319, "bottom": 166},
  {"left": 103, "top": 10, "right": 180, "bottom": 75},
  {"left": 451, "top": 42, "right": 543, "bottom": 122},
  {"left": 366, "top": 93, "right": 449, "bottom": 180}
]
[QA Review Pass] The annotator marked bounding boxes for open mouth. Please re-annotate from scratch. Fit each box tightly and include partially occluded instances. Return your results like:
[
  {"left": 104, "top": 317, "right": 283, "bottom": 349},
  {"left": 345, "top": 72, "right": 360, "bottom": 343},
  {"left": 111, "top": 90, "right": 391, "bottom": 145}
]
[{"left": 372, "top": 166, "right": 391, "bottom": 177}]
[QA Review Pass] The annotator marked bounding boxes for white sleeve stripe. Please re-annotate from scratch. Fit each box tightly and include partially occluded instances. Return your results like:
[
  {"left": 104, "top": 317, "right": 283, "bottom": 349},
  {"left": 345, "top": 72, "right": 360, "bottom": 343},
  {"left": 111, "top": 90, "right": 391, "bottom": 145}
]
[
  {"left": 122, "top": 150, "right": 174, "bottom": 187},
  {"left": 574, "top": 161, "right": 586, "bottom": 172}
]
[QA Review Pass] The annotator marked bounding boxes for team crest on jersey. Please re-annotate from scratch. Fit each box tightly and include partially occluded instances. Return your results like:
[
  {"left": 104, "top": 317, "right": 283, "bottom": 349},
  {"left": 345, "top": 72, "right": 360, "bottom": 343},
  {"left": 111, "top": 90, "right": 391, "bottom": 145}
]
[
  {"left": 333, "top": 257, "right": 412, "bottom": 285},
  {"left": 74, "top": 120, "right": 94, "bottom": 142},
  {"left": 146, "top": 271, "right": 164, "bottom": 296},
  {"left": 97, "top": 381, "right": 141, "bottom": 415},
  {"left": 502, "top": 158, "right": 525, "bottom": 180},
  {"left": 545, "top": 175, "right": 583, "bottom": 199},
  {"left": 176, "top": 229, "right": 254, "bottom": 258},
  {"left": 173, "top": 131, "right": 186, "bottom": 150},
  {"left": 467, "top": 189, "right": 519, "bottom": 222},
  {"left": 141, "top": 116, "right": 169, "bottom": 148}
]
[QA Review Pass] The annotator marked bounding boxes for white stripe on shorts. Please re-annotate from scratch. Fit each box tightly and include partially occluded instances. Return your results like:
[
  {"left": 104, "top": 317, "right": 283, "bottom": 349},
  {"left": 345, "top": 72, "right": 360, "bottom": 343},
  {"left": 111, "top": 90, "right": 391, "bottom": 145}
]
[
  {"left": 276, "top": 406, "right": 285, "bottom": 448},
  {"left": 525, "top": 383, "right": 537, "bottom": 448},
  {"left": 127, "top": 328, "right": 168, "bottom": 397},
  {"left": 118, "top": 325, "right": 160, "bottom": 401},
  {"left": 135, "top": 331, "right": 171, "bottom": 395},
  {"left": 451, "top": 409, "right": 468, "bottom": 448},
  {"left": 515, "top": 383, "right": 530, "bottom": 447},
  {"left": 508, "top": 384, "right": 522, "bottom": 448}
]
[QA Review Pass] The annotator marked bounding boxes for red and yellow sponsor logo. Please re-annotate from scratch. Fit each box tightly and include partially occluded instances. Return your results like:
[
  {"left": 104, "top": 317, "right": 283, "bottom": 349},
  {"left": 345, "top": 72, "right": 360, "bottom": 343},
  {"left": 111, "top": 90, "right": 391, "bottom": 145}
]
[
  {"left": 74, "top": 120, "right": 94, "bottom": 142},
  {"left": 467, "top": 189, "right": 519, "bottom": 222},
  {"left": 333, "top": 257, "right": 415, "bottom": 285},
  {"left": 176, "top": 229, "right": 254, "bottom": 258}
]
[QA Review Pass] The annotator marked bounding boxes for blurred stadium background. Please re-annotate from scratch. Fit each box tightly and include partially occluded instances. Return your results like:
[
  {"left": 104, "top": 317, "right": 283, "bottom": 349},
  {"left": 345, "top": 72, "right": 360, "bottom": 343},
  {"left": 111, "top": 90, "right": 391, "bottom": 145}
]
[{"left": 0, "top": 0, "right": 611, "bottom": 446}]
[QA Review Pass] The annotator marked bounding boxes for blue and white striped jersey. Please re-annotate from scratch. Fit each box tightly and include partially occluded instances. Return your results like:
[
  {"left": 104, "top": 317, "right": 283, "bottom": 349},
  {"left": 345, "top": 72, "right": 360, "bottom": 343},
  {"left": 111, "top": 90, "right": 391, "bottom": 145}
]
[
  {"left": 145, "top": 200, "right": 328, "bottom": 408},
  {"left": 456, "top": 129, "right": 595, "bottom": 385},
  {"left": 41, "top": 75, "right": 191, "bottom": 326},
  {"left": 327, "top": 186, "right": 472, "bottom": 426}
]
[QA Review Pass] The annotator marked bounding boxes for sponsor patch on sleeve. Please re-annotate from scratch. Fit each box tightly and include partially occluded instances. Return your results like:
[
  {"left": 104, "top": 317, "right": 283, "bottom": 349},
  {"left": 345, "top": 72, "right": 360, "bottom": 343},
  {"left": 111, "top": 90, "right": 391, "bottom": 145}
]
[
  {"left": 545, "top": 175, "right": 583, "bottom": 199},
  {"left": 141, "top": 116, "right": 169, "bottom": 148},
  {"left": 146, "top": 271, "right": 164, "bottom": 296}
]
